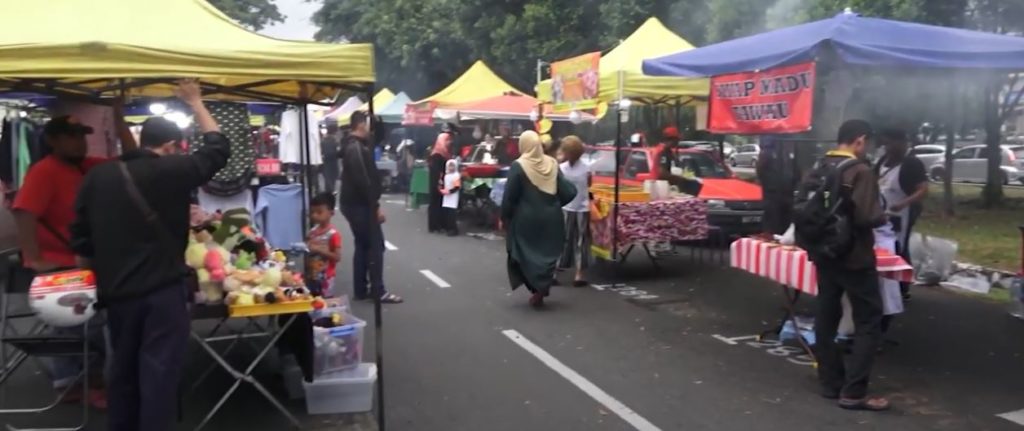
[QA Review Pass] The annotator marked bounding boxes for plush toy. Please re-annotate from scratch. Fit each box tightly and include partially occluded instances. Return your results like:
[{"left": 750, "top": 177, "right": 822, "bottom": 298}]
[
  {"left": 260, "top": 267, "right": 282, "bottom": 288},
  {"left": 235, "top": 251, "right": 254, "bottom": 271},
  {"left": 204, "top": 249, "right": 226, "bottom": 283},
  {"left": 223, "top": 277, "right": 242, "bottom": 292},
  {"left": 186, "top": 242, "right": 207, "bottom": 269}
]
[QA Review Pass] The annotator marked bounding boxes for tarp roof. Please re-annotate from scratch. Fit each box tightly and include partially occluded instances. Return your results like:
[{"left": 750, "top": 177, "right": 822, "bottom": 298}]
[
  {"left": 536, "top": 17, "right": 708, "bottom": 106},
  {"left": 440, "top": 93, "right": 597, "bottom": 122},
  {"left": 323, "top": 96, "right": 363, "bottom": 121},
  {"left": 416, "top": 61, "right": 524, "bottom": 106},
  {"left": 0, "top": 0, "right": 374, "bottom": 104},
  {"left": 378, "top": 92, "right": 412, "bottom": 123},
  {"left": 643, "top": 11, "right": 1024, "bottom": 78},
  {"left": 338, "top": 88, "right": 396, "bottom": 126}
]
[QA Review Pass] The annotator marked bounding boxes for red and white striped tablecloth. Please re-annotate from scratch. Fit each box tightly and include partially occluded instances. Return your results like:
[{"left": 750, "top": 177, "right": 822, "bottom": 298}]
[{"left": 729, "top": 238, "right": 914, "bottom": 296}]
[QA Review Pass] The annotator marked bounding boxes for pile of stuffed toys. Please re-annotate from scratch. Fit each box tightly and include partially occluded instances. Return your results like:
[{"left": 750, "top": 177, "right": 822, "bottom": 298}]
[{"left": 187, "top": 206, "right": 315, "bottom": 307}]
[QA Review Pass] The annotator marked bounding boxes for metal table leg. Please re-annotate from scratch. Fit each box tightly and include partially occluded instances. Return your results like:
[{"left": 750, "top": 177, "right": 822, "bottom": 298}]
[
  {"left": 190, "top": 314, "right": 301, "bottom": 431},
  {"left": 759, "top": 284, "right": 818, "bottom": 366}
]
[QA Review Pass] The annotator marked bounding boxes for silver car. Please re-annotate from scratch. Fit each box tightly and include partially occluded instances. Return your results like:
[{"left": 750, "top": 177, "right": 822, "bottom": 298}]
[
  {"left": 730, "top": 144, "right": 760, "bottom": 167},
  {"left": 929, "top": 145, "right": 1024, "bottom": 184},
  {"left": 909, "top": 144, "right": 946, "bottom": 172}
]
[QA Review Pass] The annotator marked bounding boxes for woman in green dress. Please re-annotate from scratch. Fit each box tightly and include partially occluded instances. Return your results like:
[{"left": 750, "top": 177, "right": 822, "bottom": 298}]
[{"left": 501, "top": 131, "right": 577, "bottom": 307}]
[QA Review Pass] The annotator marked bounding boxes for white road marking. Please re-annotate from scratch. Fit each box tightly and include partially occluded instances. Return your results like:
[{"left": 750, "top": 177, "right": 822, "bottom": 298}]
[
  {"left": 501, "top": 329, "right": 662, "bottom": 431},
  {"left": 419, "top": 270, "right": 451, "bottom": 288},
  {"left": 384, "top": 240, "right": 398, "bottom": 251},
  {"left": 998, "top": 408, "right": 1024, "bottom": 426},
  {"left": 590, "top": 284, "right": 608, "bottom": 291}
]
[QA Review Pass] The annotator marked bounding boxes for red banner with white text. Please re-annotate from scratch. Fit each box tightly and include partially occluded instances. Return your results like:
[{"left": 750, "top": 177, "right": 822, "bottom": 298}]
[{"left": 708, "top": 62, "right": 815, "bottom": 134}]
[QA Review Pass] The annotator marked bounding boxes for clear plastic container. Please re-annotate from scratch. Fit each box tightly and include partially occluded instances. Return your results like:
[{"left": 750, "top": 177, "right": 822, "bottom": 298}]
[
  {"left": 303, "top": 363, "right": 377, "bottom": 415},
  {"left": 312, "top": 313, "right": 366, "bottom": 376}
]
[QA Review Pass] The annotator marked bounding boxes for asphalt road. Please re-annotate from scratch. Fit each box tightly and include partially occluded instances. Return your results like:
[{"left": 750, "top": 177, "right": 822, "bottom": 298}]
[{"left": 4, "top": 195, "right": 1023, "bottom": 431}]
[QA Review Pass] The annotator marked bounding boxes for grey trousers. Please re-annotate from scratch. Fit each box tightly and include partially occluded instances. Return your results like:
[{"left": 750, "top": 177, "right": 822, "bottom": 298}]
[{"left": 559, "top": 210, "right": 591, "bottom": 271}]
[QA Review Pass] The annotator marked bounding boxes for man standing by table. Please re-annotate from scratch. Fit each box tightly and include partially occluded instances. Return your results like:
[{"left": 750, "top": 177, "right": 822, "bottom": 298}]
[
  {"left": 71, "top": 80, "right": 230, "bottom": 431},
  {"left": 806, "top": 119, "right": 888, "bottom": 411}
]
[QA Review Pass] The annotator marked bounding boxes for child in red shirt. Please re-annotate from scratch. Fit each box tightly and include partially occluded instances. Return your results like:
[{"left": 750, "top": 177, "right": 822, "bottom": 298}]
[{"left": 306, "top": 193, "right": 342, "bottom": 297}]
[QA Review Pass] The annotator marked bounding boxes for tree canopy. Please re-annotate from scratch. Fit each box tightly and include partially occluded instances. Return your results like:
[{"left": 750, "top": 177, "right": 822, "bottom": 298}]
[
  {"left": 308, "top": 0, "right": 1024, "bottom": 99},
  {"left": 209, "top": 0, "right": 285, "bottom": 31}
]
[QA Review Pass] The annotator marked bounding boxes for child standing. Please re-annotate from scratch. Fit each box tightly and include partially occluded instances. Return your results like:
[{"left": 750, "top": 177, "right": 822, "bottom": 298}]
[
  {"left": 440, "top": 159, "right": 461, "bottom": 236},
  {"left": 307, "top": 193, "right": 342, "bottom": 297}
]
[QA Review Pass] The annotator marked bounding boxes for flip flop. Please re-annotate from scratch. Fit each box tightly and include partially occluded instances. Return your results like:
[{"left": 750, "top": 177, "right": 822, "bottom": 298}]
[
  {"left": 839, "top": 397, "right": 890, "bottom": 412},
  {"left": 379, "top": 293, "right": 404, "bottom": 304}
]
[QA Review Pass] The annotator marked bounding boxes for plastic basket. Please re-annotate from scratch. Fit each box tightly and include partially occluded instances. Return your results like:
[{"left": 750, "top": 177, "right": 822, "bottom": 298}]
[
  {"left": 303, "top": 363, "right": 377, "bottom": 415},
  {"left": 312, "top": 312, "right": 366, "bottom": 376}
]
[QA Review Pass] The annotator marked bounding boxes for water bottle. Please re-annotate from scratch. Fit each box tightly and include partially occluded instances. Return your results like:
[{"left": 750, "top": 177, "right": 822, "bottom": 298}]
[{"left": 1010, "top": 277, "right": 1024, "bottom": 320}]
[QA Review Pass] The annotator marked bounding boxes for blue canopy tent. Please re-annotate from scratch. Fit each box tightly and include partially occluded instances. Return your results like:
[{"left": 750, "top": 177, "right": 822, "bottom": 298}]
[{"left": 643, "top": 11, "right": 1024, "bottom": 77}]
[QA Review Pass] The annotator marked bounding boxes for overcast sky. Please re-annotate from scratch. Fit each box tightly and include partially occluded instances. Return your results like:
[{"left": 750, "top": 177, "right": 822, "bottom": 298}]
[{"left": 259, "top": 0, "right": 319, "bottom": 41}]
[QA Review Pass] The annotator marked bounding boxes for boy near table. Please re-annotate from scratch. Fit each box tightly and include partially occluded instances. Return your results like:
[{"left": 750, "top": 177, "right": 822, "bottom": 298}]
[
  {"left": 811, "top": 119, "right": 889, "bottom": 412},
  {"left": 307, "top": 193, "right": 342, "bottom": 297}
]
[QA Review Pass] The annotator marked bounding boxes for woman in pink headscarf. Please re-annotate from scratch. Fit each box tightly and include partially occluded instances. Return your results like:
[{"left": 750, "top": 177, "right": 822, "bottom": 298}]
[{"left": 427, "top": 130, "right": 453, "bottom": 233}]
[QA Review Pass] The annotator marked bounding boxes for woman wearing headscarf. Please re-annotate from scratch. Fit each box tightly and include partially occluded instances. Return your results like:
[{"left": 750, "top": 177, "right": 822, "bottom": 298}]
[
  {"left": 501, "top": 131, "right": 577, "bottom": 307},
  {"left": 427, "top": 131, "right": 452, "bottom": 233}
]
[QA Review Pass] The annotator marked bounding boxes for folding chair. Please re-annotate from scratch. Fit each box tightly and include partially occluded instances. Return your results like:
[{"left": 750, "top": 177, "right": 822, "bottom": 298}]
[{"left": 0, "top": 249, "right": 99, "bottom": 431}]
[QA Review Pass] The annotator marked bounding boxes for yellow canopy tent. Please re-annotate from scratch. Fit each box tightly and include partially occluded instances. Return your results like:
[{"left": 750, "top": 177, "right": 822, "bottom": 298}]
[
  {"left": 339, "top": 88, "right": 396, "bottom": 126},
  {"left": 535, "top": 17, "right": 707, "bottom": 107},
  {"left": 0, "top": 0, "right": 374, "bottom": 104},
  {"left": 415, "top": 61, "right": 524, "bottom": 106}
]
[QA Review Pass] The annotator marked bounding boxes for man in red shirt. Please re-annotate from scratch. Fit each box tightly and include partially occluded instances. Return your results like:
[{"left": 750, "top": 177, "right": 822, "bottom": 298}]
[
  {"left": 14, "top": 113, "right": 135, "bottom": 271},
  {"left": 11, "top": 110, "right": 134, "bottom": 407}
]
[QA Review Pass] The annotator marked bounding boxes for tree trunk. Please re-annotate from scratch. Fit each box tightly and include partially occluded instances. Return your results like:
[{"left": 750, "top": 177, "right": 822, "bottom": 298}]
[{"left": 982, "top": 79, "right": 1004, "bottom": 208}]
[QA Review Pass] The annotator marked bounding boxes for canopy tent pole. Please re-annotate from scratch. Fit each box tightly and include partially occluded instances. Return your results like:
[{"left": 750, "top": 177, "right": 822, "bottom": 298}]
[
  {"left": 611, "top": 70, "right": 624, "bottom": 275},
  {"left": 300, "top": 105, "right": 310, "bottom": 234},
  {"left": 367, "top": 82, "right": 386, "bottom": 431}
]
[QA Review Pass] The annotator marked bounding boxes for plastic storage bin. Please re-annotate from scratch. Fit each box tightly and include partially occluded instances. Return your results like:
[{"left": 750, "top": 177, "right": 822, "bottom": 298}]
[
  {"left": 303, "top": 363, "right": 377, "bottom": 415},
  {"left": 312, "top": 313, "right": 366, "bottom": 376},
  {"left": 281, "top": 356, "right": 305, "bottom": 400}
]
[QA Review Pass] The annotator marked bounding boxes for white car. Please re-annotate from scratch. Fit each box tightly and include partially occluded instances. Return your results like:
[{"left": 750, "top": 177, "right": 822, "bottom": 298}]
[
  {"left": 929, "top": 145, "right": 1024, "bottom": 184},
  {"left": 685, "top": 141, "right": 735, "bottom": 159},
  {"left": 730, "top": 144, "right": 760, "bottom": 167},
  {"left": 909, "top": 144, "right": 946, "bottom": 171}
]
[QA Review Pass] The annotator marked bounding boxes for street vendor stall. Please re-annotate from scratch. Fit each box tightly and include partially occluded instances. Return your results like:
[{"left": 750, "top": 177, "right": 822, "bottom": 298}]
[
  {"left": 642, "top": 10, "right": 1024, "bottom": 358},
  {"left": 536, "top": 17, "right": 711, "bottom": 268},
  {"left": 0, "top": 0, "right": 387, "bottom": 429}
]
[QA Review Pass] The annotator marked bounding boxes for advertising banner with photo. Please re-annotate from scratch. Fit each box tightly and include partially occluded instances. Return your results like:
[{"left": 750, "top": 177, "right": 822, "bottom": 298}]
[
  {"left": 402, "top": 101, "right": 438, "bottom": 126},
  {"left": 708, "top": 62, "right": 815, "bottom": 134},
  {"left": 551, "top": 52, "right": 601, "bottom": 112}
]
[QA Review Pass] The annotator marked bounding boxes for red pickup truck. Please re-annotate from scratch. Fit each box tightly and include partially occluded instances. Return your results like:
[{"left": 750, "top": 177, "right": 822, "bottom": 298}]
[{"left": 588, "top": 145, "right": 765, "bottom": 236}]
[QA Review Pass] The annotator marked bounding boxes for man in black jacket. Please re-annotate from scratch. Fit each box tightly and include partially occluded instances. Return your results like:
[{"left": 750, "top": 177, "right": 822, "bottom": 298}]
[
  {"left": 70, "top": 80, "right": 230, "bottom": 431},
  {"left": 340, "top": 111, "right": 402, "bottom": 304}
]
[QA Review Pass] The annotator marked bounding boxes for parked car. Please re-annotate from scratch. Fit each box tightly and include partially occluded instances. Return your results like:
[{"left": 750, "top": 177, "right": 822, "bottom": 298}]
[
  {"left": 685, "top": 141, "right": 735, "bottom": 159},
  {"left": 729, "top": 144, "right": 760, "bottom": 167},
  {"left": 928, "top": 145, "right": 1024, "bottom": 184},
  {"left": 909, "top": 144, "right": 946, "bottom": 171},
  {"left": 587, "top": 146, "right": 764, "bottom": 236}
]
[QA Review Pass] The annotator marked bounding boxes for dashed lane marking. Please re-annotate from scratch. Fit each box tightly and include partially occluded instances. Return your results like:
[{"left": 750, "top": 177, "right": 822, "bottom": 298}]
[
  {"left": 501, "top": 329, "right": 662, "bottom": 431},
  {"left": 419, "top": 270, "right": 451, "bottom": 288}
]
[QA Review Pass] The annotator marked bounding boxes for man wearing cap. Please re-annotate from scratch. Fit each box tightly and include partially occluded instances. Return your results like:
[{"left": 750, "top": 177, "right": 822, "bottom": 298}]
[
  {"left": 656, "top": 126, "right": 702, "bottom": 196},
  {"left": 12, "top": 107, "right": 136, "bottom": 408},
  {"left": 71, "top": 80, "right": 230, "bottom": 431}
]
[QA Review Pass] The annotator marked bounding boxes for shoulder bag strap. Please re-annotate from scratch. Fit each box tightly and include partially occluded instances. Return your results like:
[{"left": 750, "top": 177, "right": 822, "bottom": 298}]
[{"left": 117, "top": 162, "right": 174, "bottom": 243}]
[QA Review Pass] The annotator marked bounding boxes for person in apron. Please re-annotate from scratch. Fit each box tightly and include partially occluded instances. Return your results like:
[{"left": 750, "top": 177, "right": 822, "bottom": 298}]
[{"left": 874, "top": 129, "right": 929, "bottom": 300}]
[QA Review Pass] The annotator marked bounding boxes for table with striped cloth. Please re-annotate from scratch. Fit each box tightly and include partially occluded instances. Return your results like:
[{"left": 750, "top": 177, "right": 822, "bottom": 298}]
[{"left": 729, "top": 237, "right": 914, "bottom": 296}]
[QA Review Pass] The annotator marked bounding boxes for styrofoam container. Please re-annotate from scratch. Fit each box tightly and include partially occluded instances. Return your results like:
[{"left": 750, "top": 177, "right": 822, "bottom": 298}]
[
  {"left": 312, "top": 313, "right": 366, "bottom": 376},
  {"left": 303, "top": 363, "right": 377, "bottom": 415}
]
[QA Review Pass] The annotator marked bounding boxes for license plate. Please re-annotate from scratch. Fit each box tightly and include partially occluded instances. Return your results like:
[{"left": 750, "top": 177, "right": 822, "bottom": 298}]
[{"left": 742, "top": 216, "right": 762, "bottom": 224}]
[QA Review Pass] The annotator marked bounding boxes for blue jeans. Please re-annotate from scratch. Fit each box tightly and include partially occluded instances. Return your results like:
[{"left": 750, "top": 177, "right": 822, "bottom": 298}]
[
  {"left": 340, "top": 204, "right": 387, "bottom": 299},
  {"left": 44, "top": 315, "right": 108, "bottom": 389}
]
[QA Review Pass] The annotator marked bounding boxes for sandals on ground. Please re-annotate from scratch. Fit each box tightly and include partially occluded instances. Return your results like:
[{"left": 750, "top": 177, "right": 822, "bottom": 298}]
[
  {"left": 838, "top": 397, "right": 890, "bottom": 411},
  {"left": 379, "top": 293, "right": 404, "bottom": 304}
]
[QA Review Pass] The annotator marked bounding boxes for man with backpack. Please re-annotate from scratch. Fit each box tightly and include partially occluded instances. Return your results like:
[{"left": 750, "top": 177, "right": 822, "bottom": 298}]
[{"left": 793, "top": 119, "right": 888, "bottom": 411}]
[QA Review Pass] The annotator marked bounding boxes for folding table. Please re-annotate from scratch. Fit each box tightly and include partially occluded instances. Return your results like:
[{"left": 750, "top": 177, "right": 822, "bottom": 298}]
[
  {"left": 729, "top": 237, "right": 914, "bottom": 363},
  {"left": 189, "top": 301, "right": 313, "bottom": 431}
]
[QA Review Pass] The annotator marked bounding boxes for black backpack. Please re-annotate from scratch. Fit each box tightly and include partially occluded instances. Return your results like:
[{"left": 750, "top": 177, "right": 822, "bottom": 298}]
[{"left": 793, "top": 157, "right": 864, "bottom": 263}]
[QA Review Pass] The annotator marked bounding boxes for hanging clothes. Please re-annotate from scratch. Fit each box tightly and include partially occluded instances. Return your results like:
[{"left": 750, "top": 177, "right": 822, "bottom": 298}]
[
  {"left": 278, "top": 107, "right": 322, "bottom": 166},
  {"left": 193, "top": 102, "right": 256, "bottom": 197},
  {"left": 254, "top": 183, "right": 305, "bottom": 249},
  {"left": 16, "top": 121, "right": 32, "bottom": 186},
  {"left": 197, "top": 188, "right": 254, "bottom": 216},
  {"left": 0, "top": 118, "right": 13, "bottom": 187}
]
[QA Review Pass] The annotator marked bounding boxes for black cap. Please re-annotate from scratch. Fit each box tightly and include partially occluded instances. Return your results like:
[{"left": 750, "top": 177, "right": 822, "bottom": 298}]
[
  {"left": 44, "top": 115, "right": 94, "bottom": 137},
  {"left": 140, "top": 117, "right": 183, "bottom": 148}
]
